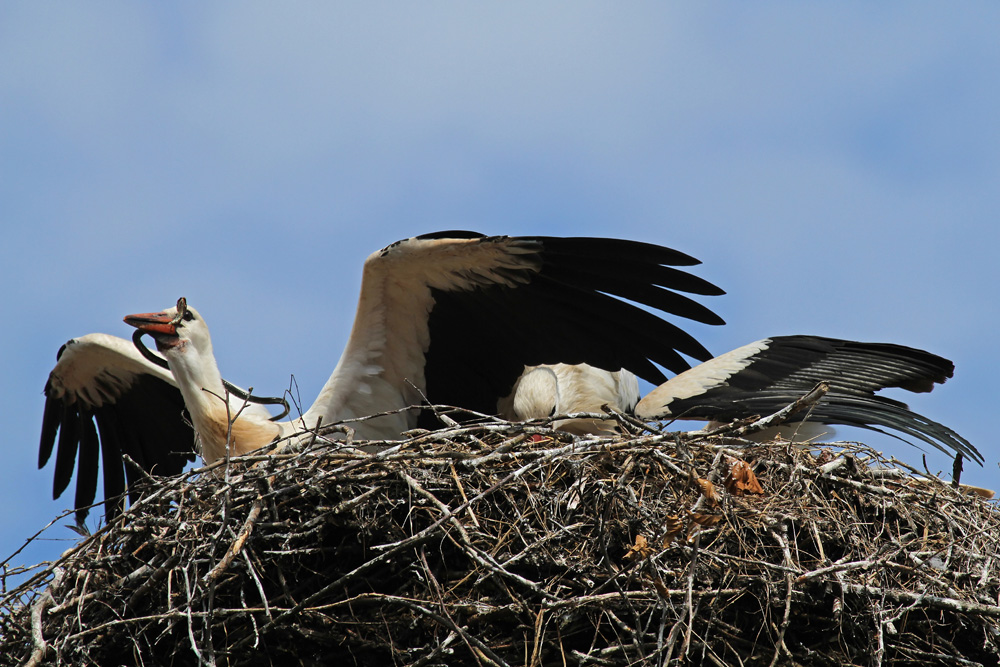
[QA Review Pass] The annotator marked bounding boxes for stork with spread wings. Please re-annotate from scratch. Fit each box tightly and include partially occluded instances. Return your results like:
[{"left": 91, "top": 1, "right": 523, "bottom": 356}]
[{"left": 39, "top": 232, "right": 980, "bottom": 524}]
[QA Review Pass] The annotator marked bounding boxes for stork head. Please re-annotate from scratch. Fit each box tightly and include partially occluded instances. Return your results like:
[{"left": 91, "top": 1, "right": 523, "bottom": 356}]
[{"left": 124, "top": 297, "right": 212, "bottom": 357}]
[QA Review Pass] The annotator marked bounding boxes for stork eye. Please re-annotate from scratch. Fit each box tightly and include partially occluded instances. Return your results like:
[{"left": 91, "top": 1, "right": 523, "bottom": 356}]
[{"left": 182, "top": 310, "right": 195, "bottom": 322}]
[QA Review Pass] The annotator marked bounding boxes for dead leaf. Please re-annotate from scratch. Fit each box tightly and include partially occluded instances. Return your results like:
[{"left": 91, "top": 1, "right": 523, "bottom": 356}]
[
  {"left": 696, "top": 478, "right": 720, "bottom": 506},
  {"left": 651, "top": 573, "right": 670, "bottom": 597},
  {"left": 662, "top": 515, "right": 684, "bottom": 547},
  {"left": 689, "top": 512, "right": 722, "bottom": 527},
  {"left": 624, "top": 534, "right": 654, "bottom": 561},
  {"left": 724, "top": 460, "right": 765, "bottom": 496}
]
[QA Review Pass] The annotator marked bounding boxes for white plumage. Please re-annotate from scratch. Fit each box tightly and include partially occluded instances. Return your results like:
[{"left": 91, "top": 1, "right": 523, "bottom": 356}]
[{"left": 500, "top": 363, "right": 640, "bottom": 435}]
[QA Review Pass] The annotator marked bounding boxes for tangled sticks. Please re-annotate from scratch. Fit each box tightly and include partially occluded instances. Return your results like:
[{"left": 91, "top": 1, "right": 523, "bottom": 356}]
[{"left": 2, "top": 409, "right": 999, "bottom": 666}]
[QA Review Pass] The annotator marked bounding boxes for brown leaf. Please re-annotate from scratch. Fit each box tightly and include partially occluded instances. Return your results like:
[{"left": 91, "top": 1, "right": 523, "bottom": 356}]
[
  {"left": 696, "top": 478, "right": 720, "bottom": 506},
  {"left": 651, "top": 573, "right": 670, "bottom": 597},
  {"left": 662, "top": 515, "right": 684, "bottom": 547},
  {"left": 624, "top": 534, "right": 654, "bottom": 561},
  {"left": 724, "top": 460, "right": 765, "bottom": 496},
  {"left": 689, "top": 512, "right": 722, "bottom": 527}
]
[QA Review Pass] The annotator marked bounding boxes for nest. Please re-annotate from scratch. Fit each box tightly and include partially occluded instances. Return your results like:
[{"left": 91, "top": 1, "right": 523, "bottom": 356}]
[{"left": 2, "top": 408, "right": 999, "bottom": 667}]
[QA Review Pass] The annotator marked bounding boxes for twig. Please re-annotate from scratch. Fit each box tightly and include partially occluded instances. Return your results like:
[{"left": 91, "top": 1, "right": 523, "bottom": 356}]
[
  {"left": 205, "top": 497, "right": 264, "bottom": 582},
  {"left": 25, "top": 568, "right": 64, "bottom": 667}
]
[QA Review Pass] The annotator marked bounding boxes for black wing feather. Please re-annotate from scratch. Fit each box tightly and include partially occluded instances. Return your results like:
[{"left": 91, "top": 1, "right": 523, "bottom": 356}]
[
  {"left": 38, "top": 390, "right": 62, "bottom": 468},
  {"left": 74, "top": 412, "right": 100, "bottom": 514},
  {"left": 649, "top": 336, "right": 982, "bottom": 464},
  {"left": 421, "top": 235, "right": 725, "bottom": 419},
  {"left": 94, "top": 409, "right": 127, "bottom": 519},
  {"left": 51, "top": 400, "right": 80, "bottom": 500},
  {"left": 41, "top": 362, "right": 196, "bottom": 524}
]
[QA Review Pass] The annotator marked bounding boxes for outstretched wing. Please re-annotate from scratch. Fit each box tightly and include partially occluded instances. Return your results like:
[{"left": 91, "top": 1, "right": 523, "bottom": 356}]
[
  {"left": 39, "top": 334, "right": 197, "bottom": 524},
  {"left": 635, "top": 336, "right": 981, "bottom": 464},
  {"left": 306, "top": 232, "right": 724, "bottom": 434}
]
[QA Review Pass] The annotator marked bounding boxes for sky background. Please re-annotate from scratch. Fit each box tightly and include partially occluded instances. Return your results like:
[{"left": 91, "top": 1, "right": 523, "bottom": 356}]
[{"left": 2, "top": 4, "right": 998, "bottom": 583}]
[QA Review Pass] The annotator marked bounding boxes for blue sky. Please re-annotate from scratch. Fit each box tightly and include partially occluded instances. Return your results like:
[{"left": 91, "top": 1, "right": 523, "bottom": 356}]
[{"left": 2, "top": 4, "right": 998, "bottom": 580}]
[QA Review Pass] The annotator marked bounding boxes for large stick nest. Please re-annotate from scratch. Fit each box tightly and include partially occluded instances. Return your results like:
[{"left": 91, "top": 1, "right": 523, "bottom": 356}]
[{"left": 2, "top": 409, "right": 999, "bottom": 666}]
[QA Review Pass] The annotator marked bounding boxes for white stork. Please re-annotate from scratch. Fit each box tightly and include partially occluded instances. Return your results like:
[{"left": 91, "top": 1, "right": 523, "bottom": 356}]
[
  {"left": 39, "top": 232, "right": 981, "bottom": 524},
  {"left": 40, "top": 232, "right": 726, "bottom": 521},
  {"left": 505, "top": 337, "right": 981, "bottom": 464}
]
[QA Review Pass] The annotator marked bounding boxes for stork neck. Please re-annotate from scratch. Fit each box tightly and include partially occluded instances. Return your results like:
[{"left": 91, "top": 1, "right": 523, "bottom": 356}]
[{"left": 166, "top": 344, "right": 229, "bottom": 416}]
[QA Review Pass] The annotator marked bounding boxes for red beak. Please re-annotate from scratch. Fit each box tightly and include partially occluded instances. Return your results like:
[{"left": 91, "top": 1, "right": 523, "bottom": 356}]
[{"left": 123, "top": 311, "right": 178, "bottom": 336}]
